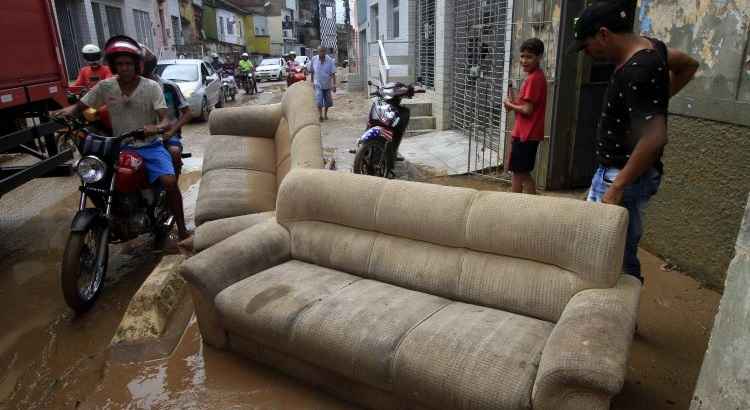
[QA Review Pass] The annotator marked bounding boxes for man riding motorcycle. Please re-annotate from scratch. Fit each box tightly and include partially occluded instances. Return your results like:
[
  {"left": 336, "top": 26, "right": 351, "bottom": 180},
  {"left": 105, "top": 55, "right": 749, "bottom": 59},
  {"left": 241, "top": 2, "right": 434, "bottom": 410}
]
[
  {"left": 238, "top": 52, "right": 257, "bottom": 94},
  {"left": 52, "top": 35, "right": 191, "bottom": 241},
  {"left": 210, "top": 52, "right": 223, "bottom": 72},
  {"left": 71, "top": 44, "right": 112, "bottom": 91}
]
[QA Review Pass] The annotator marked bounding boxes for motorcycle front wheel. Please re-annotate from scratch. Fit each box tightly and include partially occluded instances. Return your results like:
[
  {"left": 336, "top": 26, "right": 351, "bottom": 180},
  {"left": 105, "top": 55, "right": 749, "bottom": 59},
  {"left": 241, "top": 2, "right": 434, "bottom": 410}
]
[
  {"left": 60, "top": 225, "right": 109, "bottom": 314},
  {"left": 353, "top": 140, "right": 388, "bottom": 177}
]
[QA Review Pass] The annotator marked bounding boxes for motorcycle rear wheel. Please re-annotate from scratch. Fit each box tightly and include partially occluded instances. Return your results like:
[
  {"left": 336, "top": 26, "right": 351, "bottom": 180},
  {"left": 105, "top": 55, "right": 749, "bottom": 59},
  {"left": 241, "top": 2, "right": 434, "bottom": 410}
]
[
  {"left": 353, "top": 140, "right": 388, "bottom": 177},
  {"left": 60, "top": 225, "right": 108, "bottom": 314}
]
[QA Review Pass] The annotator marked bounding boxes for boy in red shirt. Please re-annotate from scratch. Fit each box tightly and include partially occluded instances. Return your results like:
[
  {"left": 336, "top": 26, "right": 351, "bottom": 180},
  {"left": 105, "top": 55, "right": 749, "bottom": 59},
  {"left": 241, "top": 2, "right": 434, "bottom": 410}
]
[{"left": 503, "top": 38, "right": 547, "bottom": 194}]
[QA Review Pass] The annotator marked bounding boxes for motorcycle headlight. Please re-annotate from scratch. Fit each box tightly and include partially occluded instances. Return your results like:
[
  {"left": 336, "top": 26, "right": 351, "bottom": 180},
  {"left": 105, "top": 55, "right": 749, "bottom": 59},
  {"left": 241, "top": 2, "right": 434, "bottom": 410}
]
[{"left": 75, "top": 156, "right": 106, "bottom": 183}]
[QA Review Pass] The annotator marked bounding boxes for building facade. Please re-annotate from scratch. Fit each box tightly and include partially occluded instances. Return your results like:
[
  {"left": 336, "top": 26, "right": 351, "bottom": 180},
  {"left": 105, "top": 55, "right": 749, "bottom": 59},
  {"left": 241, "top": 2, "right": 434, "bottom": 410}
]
[{"left": 53, "top": 0, "right": 179, "bottom": 78}]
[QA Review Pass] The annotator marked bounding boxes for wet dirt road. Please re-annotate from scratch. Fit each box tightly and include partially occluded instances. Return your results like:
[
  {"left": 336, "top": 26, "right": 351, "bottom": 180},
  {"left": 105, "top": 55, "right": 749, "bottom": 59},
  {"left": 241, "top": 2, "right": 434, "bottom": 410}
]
[{"left": 1, "top": 79, "right": 723, "bottom": 410}]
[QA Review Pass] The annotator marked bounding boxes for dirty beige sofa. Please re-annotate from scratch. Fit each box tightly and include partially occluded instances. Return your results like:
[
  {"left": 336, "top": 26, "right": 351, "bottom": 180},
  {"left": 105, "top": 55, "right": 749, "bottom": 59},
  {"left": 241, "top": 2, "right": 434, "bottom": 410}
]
[
  {"left": 192, "top": 81, "right": 323, "bottom": 251},
  {"left": 180, "top": 169, "right": 641, "bottom": 410}
]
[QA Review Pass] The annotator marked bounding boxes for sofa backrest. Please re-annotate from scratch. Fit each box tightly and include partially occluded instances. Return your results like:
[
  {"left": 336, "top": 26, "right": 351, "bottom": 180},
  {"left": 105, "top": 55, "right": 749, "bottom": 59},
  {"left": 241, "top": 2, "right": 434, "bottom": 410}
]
[
  {"left": 275, "top": 83, "right": 324, "bottom": 187},
  {"left": 276, "top": 169, "right": 629, "bottom": 322}
]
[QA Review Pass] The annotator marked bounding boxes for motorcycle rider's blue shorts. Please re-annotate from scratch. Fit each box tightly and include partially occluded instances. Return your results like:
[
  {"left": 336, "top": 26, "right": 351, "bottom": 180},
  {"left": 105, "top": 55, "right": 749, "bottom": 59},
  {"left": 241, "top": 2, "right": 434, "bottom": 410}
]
[
  {"left": 163, "top": 134, "right": 183, "bottom": 149},
  {"left": 126, "top": 140, "right": 175, "bottom": 184}
]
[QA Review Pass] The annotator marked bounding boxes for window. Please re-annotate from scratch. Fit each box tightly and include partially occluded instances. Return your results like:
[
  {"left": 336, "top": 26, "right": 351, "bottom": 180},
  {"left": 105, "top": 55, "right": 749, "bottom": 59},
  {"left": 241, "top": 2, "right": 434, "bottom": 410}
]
[
  {"left": 171, "top": 16, "right": 182, "bottom": 45},
  {"left": 370, "top": 5, "right": 379, "bottom": 41},
  {"left": 220, "top": 16, "right": 225, "bottom": 37},
  {"left": 227, "top": 18, "right": 234, "bottom": 35},
  {"left": 325, "top": 6, "right": 334, "bottom": 20},
  {"left": 254, "top": 15, "right": 268, "bottom": 35},
  {"left": 105, "top": 5, "right": 124, "bottom": 37},
  {"left": 201, "top": 63, "right": 210, "bottom": 82},
  {"left": 390, "top": 0, "right": 399, "bottom": 38},
  {"left": 133, "top": 10, "right": 154, "bottom": 49},
  {"left": 91, "top": 2, "right": 105, "bottom": 48}
]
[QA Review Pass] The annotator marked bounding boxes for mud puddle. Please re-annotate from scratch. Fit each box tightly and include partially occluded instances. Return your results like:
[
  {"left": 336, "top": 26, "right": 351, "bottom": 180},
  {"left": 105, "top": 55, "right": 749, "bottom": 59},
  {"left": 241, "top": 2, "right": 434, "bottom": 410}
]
[
  {"left": 0, "top": 173, "right": 201, "bottom": 410},
  {"left": 78, "top": 319, "right": 354, "bottom": 409}
]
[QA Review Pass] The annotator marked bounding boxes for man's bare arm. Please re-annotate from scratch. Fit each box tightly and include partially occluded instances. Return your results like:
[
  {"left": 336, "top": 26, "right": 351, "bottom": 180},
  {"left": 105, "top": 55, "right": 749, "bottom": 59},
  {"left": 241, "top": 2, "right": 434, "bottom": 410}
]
[
  {"left": 144, "top": 109, "right": 170, "bottom": 136},
  {"left": 51, "top": 101, "right": 87, "bottom": 118},
  {"left": 667, "top": 48, "right": 698, "bottom": 97},
  {"left": 166, "top": 107, "right": 192, "bottom": 137}
]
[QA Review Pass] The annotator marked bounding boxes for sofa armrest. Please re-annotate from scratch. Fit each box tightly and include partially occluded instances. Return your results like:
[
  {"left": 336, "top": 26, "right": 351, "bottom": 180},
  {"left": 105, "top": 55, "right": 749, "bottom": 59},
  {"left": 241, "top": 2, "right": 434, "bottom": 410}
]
[
  {"left": 209, "top": 103, "right": 282, "bottom": 138},
  {"left": 532, "top": 275, "right": 641, "bottom": 410},
  {"left": 192, "top": 211, "right": 276, "bottom": 253},
  {"left": 179, "top": 219, "right": 290, "bottom": 347}
]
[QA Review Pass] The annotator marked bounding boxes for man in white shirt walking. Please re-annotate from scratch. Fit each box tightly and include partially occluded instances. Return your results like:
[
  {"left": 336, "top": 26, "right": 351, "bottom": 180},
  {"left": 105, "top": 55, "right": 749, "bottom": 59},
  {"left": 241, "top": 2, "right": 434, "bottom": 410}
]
[{"left": 309, "top": 46, "right": 337, "bottom": 121}]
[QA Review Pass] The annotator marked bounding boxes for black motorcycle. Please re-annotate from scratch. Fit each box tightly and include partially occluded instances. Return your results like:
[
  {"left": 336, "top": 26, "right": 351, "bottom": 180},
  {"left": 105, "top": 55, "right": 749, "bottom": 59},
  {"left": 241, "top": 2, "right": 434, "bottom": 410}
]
[
  {"left": 352, "top": 80, "right": 425, "bottom": 178},
  {"left": 238, "top": 70, "right": 256, "bottom": 95},
  {"left": 55, "top": 117, "right": 188, "bottom": 313}
]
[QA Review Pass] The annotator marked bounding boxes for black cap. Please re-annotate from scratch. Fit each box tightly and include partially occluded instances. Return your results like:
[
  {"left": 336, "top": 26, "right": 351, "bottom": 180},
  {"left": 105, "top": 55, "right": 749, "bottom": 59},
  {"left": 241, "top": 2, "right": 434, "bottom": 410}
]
[{"left": 567, "top": 1, "right": 632, "bottom": 54}]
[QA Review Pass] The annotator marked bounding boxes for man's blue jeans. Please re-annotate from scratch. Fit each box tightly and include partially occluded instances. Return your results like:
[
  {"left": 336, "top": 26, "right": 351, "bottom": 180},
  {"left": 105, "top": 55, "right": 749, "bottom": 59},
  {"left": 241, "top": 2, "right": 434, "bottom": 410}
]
[{"left": 587, "top": 166, "right": 662, "bottom": 281}]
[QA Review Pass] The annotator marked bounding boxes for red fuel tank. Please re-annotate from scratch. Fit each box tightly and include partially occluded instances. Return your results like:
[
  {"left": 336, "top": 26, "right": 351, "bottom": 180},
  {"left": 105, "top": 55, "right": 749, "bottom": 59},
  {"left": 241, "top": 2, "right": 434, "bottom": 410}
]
[{"left": 115, "top": 150, "right": 148, "bottom": 193}]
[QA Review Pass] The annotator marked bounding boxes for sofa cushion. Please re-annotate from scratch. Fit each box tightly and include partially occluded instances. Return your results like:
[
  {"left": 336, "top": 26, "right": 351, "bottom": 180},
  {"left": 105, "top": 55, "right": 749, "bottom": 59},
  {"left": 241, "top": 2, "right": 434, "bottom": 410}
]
[
  {"left": 216, "top": 260, "right": 451, "bottom": 391},
  {"left": 289, "top": 221, "right": 588, "bottom": 322},
  {"left": 202, "top": 135, "right": 276, "bottom": 174},
  {"left": 216, "top": 260, "right": 553, "bottom": 408},
  {"left": 393, "top": 302, "right": 554, "bottom": 410},
  {"left": 277, "top": 170, "right": 628, "bottom": 287},
  {"left": 195, "top": 168, "right": 276, "bottom": 225}
]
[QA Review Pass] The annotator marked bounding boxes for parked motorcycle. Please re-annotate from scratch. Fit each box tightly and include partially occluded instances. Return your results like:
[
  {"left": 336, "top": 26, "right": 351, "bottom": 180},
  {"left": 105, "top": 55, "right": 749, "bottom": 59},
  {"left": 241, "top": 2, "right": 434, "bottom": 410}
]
[
  {"left": 220, "top": 68, "right": 237, "bottom": 102},
  {"left": 353, "top": 80, "right": 425, "bottom": 178},
  {"left": 54, "top": 114, "right": 189, "bottom": 314}
]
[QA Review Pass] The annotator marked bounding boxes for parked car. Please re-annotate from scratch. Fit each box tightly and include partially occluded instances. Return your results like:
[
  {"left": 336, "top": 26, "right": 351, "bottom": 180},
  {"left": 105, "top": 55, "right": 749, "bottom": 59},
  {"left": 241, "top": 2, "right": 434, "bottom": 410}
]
[
  {"left": 254, "top": 57, "right": 287, "bottom": 82},
  {"left": 156, "top": 59, "right": 222, "bottom": 121}
]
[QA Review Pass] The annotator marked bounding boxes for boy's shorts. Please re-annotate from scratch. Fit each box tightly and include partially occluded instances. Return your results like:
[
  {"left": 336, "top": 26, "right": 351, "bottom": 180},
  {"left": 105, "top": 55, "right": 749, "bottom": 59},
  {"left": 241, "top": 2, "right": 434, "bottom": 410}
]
[{"left": 508, "top": 138, "right": 540, "bottom": 173}]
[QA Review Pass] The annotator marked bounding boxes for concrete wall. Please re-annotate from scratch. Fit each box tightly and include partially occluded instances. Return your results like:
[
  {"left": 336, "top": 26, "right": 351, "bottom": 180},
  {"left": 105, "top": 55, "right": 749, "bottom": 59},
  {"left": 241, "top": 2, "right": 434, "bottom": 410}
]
[
  {"left": 365, "top": 0, "right": 412, "bottom": 84},
  {"left": 690, "top": 194, "right": 750, "bottom": 409},
  {"left": 642, "top": 116, "right": 750, "bottom": 289},
  {"left": 432, "top": 0, "right": 454, "bottom": 130},
  {"left": 268, "top": 15, "right": 284, "bottom": 55}
]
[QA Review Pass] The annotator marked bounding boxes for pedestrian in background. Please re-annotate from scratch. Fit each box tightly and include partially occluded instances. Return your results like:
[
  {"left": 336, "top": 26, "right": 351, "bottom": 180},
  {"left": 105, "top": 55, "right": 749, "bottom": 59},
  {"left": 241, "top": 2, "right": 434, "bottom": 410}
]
[
  {"left": 569, "top": 1, "right": 698, "bottom": 282},
  {"left": 310, "top": 46, "right": 336, "bottom": 121},
  {"left": 503, "top": 38, "right": 547, "bottom": 195}
]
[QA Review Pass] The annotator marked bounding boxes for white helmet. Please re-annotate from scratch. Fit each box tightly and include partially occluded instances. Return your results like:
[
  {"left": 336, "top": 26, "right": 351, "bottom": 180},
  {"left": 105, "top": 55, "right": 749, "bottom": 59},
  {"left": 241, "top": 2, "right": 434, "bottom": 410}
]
[
  {"left": 82, "top": 44, "right": 102, "bottom": 62},
  {"left": 211, "top": 52, "right": 219, "bottom": 59},
  {"left": 241, "top": 52, "right": 249, "bottom": 58}
]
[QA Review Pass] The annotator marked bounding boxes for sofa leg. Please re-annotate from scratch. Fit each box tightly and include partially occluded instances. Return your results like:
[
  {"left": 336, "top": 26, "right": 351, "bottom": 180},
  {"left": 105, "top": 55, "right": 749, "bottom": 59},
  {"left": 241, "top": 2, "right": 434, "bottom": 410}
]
[{"left": 190, "top": 288, "right": 228, "bottom": 349}]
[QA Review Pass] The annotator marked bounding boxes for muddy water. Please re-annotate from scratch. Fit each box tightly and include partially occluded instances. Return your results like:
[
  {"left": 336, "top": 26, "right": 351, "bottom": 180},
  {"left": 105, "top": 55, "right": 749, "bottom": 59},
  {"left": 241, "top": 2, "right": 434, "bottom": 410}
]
[{"left": 80, "top": 320, "right": 354, "bottom": 409}]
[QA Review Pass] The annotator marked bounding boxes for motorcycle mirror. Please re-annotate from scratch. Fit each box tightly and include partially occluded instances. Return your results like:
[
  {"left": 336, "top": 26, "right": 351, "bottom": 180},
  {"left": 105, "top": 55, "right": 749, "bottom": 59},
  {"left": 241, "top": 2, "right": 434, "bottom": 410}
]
[{"left": 367, "top": 80, "right": 373, "bottom": 86}]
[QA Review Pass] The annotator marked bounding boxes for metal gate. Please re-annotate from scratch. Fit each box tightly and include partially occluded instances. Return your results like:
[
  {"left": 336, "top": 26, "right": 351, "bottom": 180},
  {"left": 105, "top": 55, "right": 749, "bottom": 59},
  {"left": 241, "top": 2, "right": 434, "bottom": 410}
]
[
  {"left": 54, "top": 0, "right": 86, "bottom": 80},
  {"left": 452, "top": 0, "right": 513, "bottom": 176},
  {"left": 416, "top": 0, "right": 436, "bottom": 88}
]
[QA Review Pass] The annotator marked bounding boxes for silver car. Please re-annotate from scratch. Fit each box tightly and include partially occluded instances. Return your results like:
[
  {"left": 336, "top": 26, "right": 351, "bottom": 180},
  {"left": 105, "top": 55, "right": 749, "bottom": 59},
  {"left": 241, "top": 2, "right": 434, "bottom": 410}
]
[
  {"left": 156, "top": 59, "right": 222, "bottom": 121},
  {"left": 254, "top": 57, "right": 287, "bottom": 82}
]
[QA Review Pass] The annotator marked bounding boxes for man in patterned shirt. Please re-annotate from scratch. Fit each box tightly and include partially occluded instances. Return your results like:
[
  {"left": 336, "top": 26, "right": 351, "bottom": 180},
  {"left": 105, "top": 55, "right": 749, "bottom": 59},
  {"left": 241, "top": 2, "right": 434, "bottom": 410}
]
[{"left": 569, "top": 1, "right": 698, "bottom": 282}]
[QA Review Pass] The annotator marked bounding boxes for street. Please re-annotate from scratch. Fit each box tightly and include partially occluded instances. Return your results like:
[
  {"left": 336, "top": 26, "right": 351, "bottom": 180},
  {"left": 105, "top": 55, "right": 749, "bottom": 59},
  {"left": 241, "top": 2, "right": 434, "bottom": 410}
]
[{"left": 0, "top": 79, "right": 723, "bottom": 410}]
